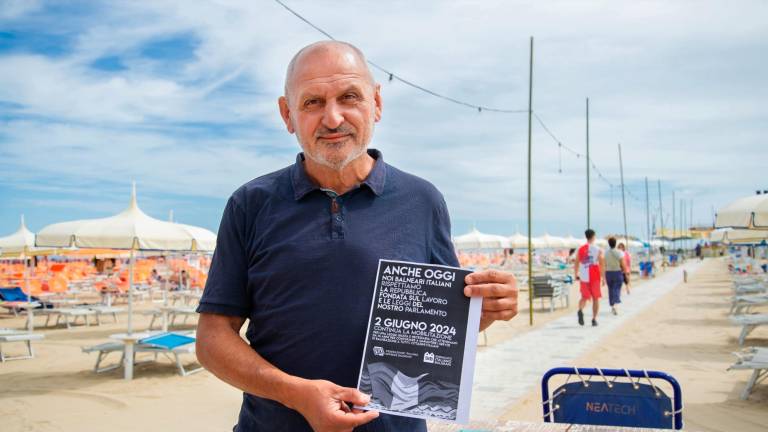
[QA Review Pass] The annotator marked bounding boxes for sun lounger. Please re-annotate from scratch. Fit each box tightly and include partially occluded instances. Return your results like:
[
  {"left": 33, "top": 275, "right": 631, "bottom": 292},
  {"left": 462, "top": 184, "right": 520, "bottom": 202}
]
[
  {"left": 82, "top": 341, "right": 126, "bottom": 372},
  {"left": 730, "top": 294, "right": 768, "bottom": 315},
  {"left": 137, "top": 332, "right": 202, "bottom": 376},
  {"left": 82, "top": 332, "right": 201, "bottom": 377},
  {"left": 532, "top": 276, "right": 570, "bottom": 312},
  {"left": 167, "top": 306, "right": 197, "bottom": 327},
  {"left": 88, "top": 305, "right": 125, "bottom": 324},
  {"left": 730, "top": 314, "right": 768, "bottom": 346},
  {"left": 0, "top": 287, "right": 28, "bottom": 302},
  {"left": 728, "top": 347, "right": 768, "bottom": 399},
  {"left": 732, "top": 280, "right": 767, "bottom": 295},
  {"left": 0, "top": 329, "right": 45, "bottom": 362},
  {"left": 0, "top": 287, "right": 37, "bottom": 316},
  {"left": 38, "top": 307, "right": 96, "bottom": 329}
]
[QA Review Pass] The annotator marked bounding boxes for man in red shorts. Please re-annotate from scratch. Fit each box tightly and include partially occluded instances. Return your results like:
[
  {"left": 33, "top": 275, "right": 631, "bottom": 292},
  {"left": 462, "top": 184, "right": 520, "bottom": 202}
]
[{"left": 574, "top": 229, "right": 605, "bottom": 326}]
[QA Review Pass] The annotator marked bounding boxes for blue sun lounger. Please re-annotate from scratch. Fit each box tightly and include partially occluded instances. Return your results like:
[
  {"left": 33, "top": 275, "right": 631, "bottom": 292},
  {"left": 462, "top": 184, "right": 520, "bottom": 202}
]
[
  {"left": 82, "top": 332, "right": 202, "bottom": 376},
  {"left": 542, "top": 367, "right": 683, "bottom": 430},
  {"left": 0, "top": 287, "right": 28, "bottom": 302}
]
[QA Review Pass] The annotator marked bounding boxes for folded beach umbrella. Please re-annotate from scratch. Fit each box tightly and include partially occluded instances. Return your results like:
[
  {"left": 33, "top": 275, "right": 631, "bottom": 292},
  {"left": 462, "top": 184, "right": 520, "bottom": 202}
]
[
  {"left": 453, "top": 228, "right": 511, "bottom": 250},
  {"left": 36, "top": 184, "right": 215, "bottom": 332},
  {"left": 716, "top": 194, "right": 768, "bottom": 230}
]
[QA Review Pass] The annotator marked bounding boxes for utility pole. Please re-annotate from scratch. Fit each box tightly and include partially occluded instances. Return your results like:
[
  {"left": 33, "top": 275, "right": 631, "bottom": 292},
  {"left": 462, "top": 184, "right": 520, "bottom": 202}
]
[
  {"left": 657, "top": 180, "right": 664, "bottom": 241},
  {"left": 526, "top": 36, "right": 534, "bottom": 326},
  {"left": 645, "top": 177, "right": 652, "bottom": 264},
  {"left": 586, "top": 97, "right": 591, "bottom": 229},
  {"left": 618, "top": 144, "right": 629, "bottom": 247},
  {"left": 681, "top": 199, "right": 686, "bottom": 251},
  {"left": 645, "top": 177, "right": 651, "bottom": 242},
  {"left": 690, "top": 199, "right": 694, "bottom": 247},
  {"left": 672, "top": 190, "right": 676, "bottom": 250}
]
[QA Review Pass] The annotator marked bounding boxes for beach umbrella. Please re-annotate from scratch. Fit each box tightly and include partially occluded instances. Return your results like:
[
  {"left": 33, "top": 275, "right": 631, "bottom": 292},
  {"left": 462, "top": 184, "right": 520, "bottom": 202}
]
[
  {"left": 36, "top": 184, "right": 216, "bottom": 379},
  {"left": 508, "top": 232, "right": 530, "bottom": 249},
  {"left": 534, "top": 233, "right": 568, "bottom": 249},
  {"left": 563, "top": 235, "right": 582, "bottom": 249},
  {"left": 453, "top": 228, "right": 511, "bottom": 250},
  {"left": 0, "top": 215, "right": 46, "bottom": 332},
  {"left": 710, "top": 228, "right": 768, "bottom": 245},
  {"left": 0, "top": 215, "right": 35, "bottom": 255},
  {"left": 594, "top": 238, "right": 609, "bottom": 248},
  {"left": 716, "top": 194, "right": 768, "bottom": 230}
]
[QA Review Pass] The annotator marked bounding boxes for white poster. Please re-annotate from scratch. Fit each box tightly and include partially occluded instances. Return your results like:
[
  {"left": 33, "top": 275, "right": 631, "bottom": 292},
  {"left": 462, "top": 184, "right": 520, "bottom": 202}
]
[{"left": 357, "top": 259, "right": 482, "bottom": 423}]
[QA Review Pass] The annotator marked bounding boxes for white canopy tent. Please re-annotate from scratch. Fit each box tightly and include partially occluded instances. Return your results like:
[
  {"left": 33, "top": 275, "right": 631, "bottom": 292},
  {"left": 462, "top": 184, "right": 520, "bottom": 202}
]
[
  {"left": 453, "top": 228, "right": 511, "bottom": 250},
  {"left": 36, "top": 184, "right": 216, "bottom": 379},
  {"left": 716, "top": 194, "right": 768, "bottom": 230}
]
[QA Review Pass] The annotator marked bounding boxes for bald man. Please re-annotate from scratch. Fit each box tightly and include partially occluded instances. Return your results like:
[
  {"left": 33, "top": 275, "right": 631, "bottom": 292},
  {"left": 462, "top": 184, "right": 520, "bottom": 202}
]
[{"left": 196, "top": 41, "right": 519, "bottom": 432}]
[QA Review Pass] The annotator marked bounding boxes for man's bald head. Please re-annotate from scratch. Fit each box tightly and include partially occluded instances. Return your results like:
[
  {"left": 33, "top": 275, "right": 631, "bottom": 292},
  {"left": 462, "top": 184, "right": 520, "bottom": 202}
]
[{"left": 283, "top": 40, "right": 375, "bottom": 101}]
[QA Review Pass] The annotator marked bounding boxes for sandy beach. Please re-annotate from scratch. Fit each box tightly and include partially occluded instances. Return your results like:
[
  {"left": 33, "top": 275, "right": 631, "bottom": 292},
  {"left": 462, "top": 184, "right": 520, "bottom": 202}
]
[{"left": 1, "top": 258, "right": 766, "bottom": 431}]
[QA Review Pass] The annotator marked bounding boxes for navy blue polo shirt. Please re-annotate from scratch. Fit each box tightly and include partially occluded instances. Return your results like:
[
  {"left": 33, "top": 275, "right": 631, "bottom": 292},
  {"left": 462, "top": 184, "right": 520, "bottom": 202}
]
[{"left": 198, "top": 149, "right": 459, "bottom": 432}]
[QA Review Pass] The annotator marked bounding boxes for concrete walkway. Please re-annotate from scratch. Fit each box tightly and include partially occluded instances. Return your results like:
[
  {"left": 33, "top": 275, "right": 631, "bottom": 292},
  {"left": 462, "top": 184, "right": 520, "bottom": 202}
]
[{"left": 469, "top": 260, "right": 704, "bottom": 421}]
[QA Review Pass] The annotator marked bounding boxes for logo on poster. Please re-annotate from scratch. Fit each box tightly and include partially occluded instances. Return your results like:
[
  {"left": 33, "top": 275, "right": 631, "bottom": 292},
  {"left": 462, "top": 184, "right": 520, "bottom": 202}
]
[
  {"left": 373, "top": 346, "right": 384, "bottom": 356},
  {"left": 423, "top": 352, "right": 435, "bottom": 363}
]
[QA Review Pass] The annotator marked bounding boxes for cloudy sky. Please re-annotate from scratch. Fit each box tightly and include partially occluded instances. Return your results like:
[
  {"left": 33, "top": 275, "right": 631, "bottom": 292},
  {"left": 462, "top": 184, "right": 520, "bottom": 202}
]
[{"left": 1, "top": 0, "right": 766, "bottom": 240}]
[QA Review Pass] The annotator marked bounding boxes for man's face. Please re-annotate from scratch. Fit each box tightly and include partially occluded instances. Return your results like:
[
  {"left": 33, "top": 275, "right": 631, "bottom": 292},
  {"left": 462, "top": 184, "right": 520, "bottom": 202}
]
[{"left": 279, "top": 48, "right": 382, "bottom": 170}]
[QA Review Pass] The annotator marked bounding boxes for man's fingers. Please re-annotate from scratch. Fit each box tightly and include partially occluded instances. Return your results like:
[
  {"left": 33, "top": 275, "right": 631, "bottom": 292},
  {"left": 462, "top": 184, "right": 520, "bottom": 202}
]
[
  {"left": 481, "top": 297, "right": 517, "bottom": 312},
  {"left": 335, "top": 387, "right": 371, "bottom": 406},
  {"left": 465, "top": 269, "right": 515, "bottom": 286},
  {"left": 482, "top": 309, "right": 518, "bottom": 321},
  {"left": 464, "top": 282, "right": 517, "bottom": 298},
  {"left": 331, "top": 408, "right": 380, "bottom": 428}
]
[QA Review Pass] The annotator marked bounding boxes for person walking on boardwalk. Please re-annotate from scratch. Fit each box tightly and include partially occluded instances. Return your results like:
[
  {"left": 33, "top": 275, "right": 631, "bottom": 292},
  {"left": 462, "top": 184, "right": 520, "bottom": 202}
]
[
  {"left": 618, "top": 242, "right": 631, "bottom": 295},
  {"left": 605, "top": 238, "right": 628, "bottom": 315},
  {"left": 574, "top": 229, "right": 605, "bottom": 326}
]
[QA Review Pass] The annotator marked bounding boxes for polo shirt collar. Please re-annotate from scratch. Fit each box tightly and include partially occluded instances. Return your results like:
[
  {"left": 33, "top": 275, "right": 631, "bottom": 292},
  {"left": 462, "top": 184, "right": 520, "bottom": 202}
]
[{"left": 291, "top": 148, "right": 386, "bottom": 200}]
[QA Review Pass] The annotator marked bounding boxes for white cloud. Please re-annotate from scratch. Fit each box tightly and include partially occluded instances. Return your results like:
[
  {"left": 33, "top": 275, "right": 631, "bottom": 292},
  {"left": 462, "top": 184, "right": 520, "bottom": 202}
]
[{"left": 0, "top": 0, "right": 42, "bottom": 20}]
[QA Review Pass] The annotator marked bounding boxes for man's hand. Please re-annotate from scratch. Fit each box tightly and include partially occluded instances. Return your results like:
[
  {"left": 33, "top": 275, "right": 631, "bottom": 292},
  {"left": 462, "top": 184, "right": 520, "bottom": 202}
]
[
  {"left": 291, "top": 379, "right": 379, "bottom": 432},
  {"left": 464, "top": 269, "right": 518, "bottom": 332}
]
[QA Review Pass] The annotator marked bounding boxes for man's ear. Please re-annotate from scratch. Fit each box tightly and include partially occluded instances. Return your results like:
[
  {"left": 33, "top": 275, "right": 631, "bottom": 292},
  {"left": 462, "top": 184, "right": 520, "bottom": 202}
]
[
  {"left": 278, "top": 96, "right": 295, "bottom": 134},
  {"left": 373, "top": 83, "right": 382, "bottom": 123}
]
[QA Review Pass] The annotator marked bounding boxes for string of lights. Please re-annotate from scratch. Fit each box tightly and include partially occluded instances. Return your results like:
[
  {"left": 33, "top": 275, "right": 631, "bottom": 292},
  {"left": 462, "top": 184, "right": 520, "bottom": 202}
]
[{"left": 275, "top": 0, "right": 648, "bottom": 207}]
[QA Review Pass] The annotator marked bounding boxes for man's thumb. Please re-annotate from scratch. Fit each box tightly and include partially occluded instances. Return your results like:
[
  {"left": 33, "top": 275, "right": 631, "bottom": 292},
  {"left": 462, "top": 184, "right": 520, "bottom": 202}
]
[{"left": 337, "top": 387, "right": 371, "bottom": 406}]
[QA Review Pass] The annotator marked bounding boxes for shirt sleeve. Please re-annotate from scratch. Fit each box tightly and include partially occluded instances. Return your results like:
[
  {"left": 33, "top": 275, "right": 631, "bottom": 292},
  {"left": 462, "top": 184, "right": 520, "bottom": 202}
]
[
  {"left": 196, "top": 196, "right": 251, "bottom": 317},
  {"left": 430, "top": 195, "right": 460, "bottom": 267}
]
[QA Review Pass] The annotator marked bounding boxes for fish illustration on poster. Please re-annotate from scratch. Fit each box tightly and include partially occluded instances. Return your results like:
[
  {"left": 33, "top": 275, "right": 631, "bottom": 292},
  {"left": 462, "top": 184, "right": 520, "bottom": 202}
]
[{"left": 357, "top": 259, "right": 482, "bottom": 423}]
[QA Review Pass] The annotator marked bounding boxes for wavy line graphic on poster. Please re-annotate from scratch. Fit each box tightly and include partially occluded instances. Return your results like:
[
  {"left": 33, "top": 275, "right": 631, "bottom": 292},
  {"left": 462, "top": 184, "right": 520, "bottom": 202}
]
[{"left": 360, "top": 362, "right": 459, "bottom": 420}]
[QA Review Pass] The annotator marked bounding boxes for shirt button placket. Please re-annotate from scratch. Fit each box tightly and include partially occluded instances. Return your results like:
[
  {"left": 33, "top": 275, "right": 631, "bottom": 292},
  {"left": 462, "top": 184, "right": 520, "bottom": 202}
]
[{"left": 329, "top": 195, "right": 344, "bottom": 239}]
